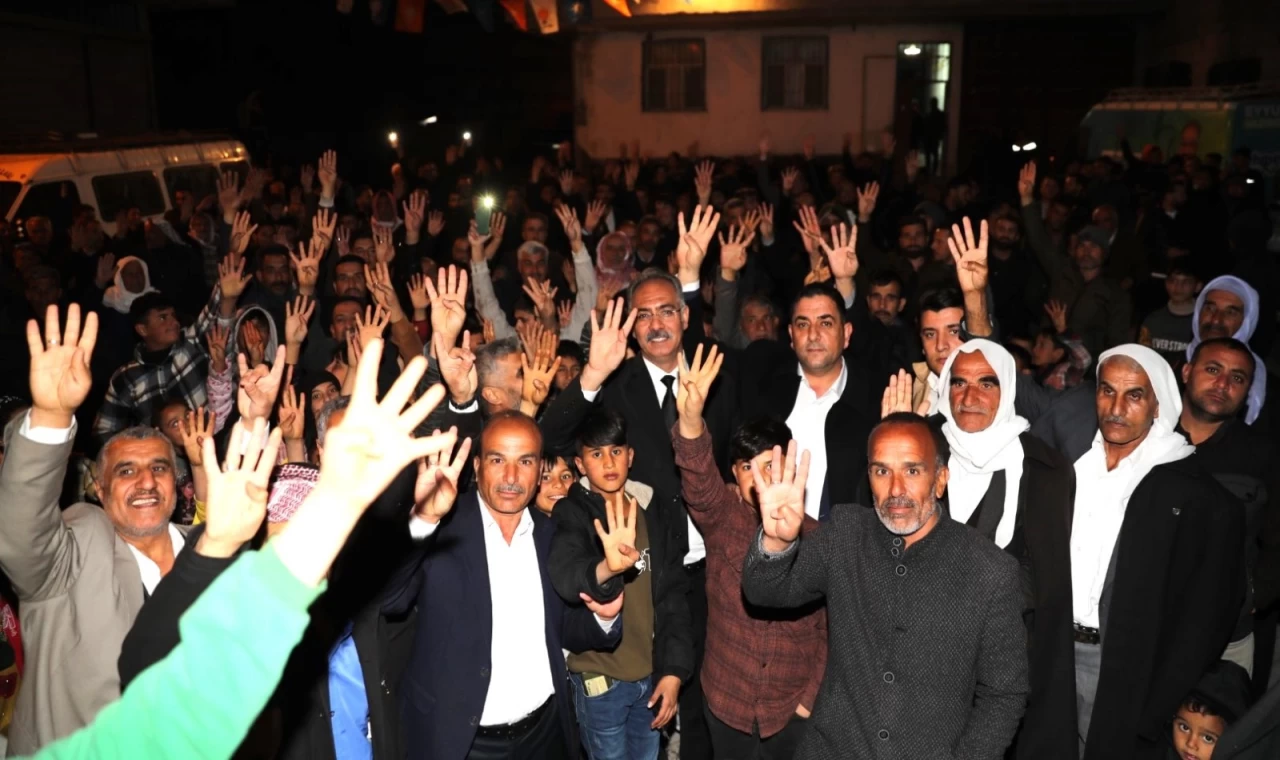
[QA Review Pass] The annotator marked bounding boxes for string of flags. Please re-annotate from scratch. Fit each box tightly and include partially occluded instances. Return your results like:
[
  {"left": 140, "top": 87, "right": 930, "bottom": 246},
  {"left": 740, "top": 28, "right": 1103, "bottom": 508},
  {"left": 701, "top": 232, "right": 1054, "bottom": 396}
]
[{"left": 341, "top": 0, "right": 638, "bottom": 35}]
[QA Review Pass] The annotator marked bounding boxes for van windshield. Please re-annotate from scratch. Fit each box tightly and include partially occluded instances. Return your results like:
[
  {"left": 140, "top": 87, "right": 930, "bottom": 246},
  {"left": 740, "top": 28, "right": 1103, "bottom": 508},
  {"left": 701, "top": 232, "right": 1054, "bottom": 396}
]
[{"left": 0, "top": 182, "right": 20, "bottom": 219}]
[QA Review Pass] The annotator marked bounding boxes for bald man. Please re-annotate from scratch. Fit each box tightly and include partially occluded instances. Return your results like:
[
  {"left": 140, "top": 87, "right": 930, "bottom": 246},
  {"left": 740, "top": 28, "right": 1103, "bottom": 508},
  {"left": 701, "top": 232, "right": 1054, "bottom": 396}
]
[{"left": 385, "top": 412, "right": 624, "bottom": 760}]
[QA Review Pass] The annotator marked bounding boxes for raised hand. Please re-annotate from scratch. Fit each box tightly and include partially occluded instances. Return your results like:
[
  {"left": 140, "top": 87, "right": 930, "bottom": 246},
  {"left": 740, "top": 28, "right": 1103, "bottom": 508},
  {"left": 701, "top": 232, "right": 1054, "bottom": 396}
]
[
  {"left": 781, "top": 166, "right": 800, "bottom": 196},
  {"left": 880, "top": 369, "right": 915, "bottom": 419},
  {"left": 584, "top": 200, "right": 607, "bottom": 234},
  {"left": 402, "top": 190, "right": 426, "bottom": 244},
  {"left": 218, "top": 250, "right": 253, "bottom": 299},
  {"left": 313, "top": 340, "right": 455, "bottom": 507},
  {"left": 299, "top": 163, "right": 316, "bottom": 194},
  {"left": 483, "top": 212, "right": 507, "bottom": 261},
  {"left": 759, "top": 202, "right": 775, "bottom": 241},
  {"left": 318, "top": 150, "right": 339, "bottom": 200},
  {"left": 755, "top": 441, "right": 810, "bottom": 552},
  {"left": 520, "top": 336, "right": 562, "bottom": 412},
  {"left": 594, "top": 494, "right": 640, "bottom": 574},
  {"left": 676, "top": 204, "right": 721, "bottom": 284},
  {"left": 180, "top": 406, "right": 213, "bottom": 466},
  {"left": 408, "top": 273, "right": 430, "bottom": 321},
  {"left": 522, "top": 277, "right": 559, "bottom": 327},
  {"left": 229, "top": 210, "right": 257, "bottom": 257},
  {"left": 199, "top": 418, "right": 281, "bottom": 557},
  {"left": 624, "top": 160, "right": 640, "bottom": 191},
  {"left": 559, "top": 169, "right": 575, "bottom": 197},
  {"left": 426, "top": 210, "right": 445, "bottom": 238},
  {"left": 554, "top": 203, "right": 584, "bottom": 250},
  {"left": 433, "top": 330, "right": 477, "bottom": 405},
  {"left": 284, "top": 296, "right": 315, "bottom": 349},
  {"left": 206, "top": 323, "right": 229, "bottom": 373},
  {"left": 356, "top": 305, "right": 391, "bottom": 350},
  {"left": 820, "top": 222, "right": 859, "bottom": 282},
  {"left": 947, "top": 217, "right": 989, "bottom": 295},
  {"left": 467, "top": 219, "right": 491, "bottom": 263},
  {"left": 792, "top": 205, "right": 822, "bottom": 259},
  {"left": 856, "top": 181, "right": 880, "bottom": 223},
  {"left": 278, "top": 383, "right": 305, "bottom": 445},
  {"left": 424, "top": 264, "right": 469, "bottom": 346},
  {"left": 675, "top": 343, "right": 723, "bottom": 438},
  {"left": 694, "top": 160, "right": 715, "bottom": 206},
  {"left": 312, "top": 208, "right": 337, "bottom": 250},
  {"left": 1045, "top": 299, "right": 1069, "bottom": 334},
  {"left": 557, "top": 299, "right": 573, "bottom": 329},
  {"left": 93, "top": 253, "right": 117, "bottom": 290},
  {"left": 1017, "top": 161, "right": 1036, "bottom": 206},
  {"left": 27, "top": 304, "right": 98, "bottom": 428},
  {"left": 291, "top": 237, "right": 324, "bottom": 297},
  {"left": 335, "top": 225, "right": 351, "bottom": 257},
  {"left": 517, "top": 319, "right": 549, "bottom": 362},
  {"left": 582, "top": 297, "right": 638, "bottom": 392},
  {"left": 217, "top": 171, "right": 241, "bottom": 218},
  {"left": 237, "top": 345, "right": 287, "bottom": 423},
  {"left": 241, "top": 320, "right": 267, "bottom": 368},
  {"left": 372, "top": 225, "right": 395, "bottom": 264},
  {"left": 365, "top": 262, "right": 406, "bottom": 323},
  {"left": 413, "top": 432, "right": 472, "bottom": 524},
  {"left": 717, "top": 224, "right": 755, "bottom": 280}
]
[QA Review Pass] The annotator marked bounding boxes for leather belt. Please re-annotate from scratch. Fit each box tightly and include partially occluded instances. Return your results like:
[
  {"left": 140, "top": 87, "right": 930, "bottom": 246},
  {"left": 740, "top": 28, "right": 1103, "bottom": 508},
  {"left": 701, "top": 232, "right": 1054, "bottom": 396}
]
[
  {"left": 475, "top": 695, "right": 552, "bottom": 740},
  {"left": 1073, "top": 623, "right": 1100, "bottom": 645}
]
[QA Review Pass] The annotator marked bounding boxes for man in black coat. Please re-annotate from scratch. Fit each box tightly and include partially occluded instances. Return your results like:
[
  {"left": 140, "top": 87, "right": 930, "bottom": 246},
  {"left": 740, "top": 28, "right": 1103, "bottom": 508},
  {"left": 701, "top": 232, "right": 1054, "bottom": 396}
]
[
  {"left": 932, "top": 339, "right": 1076, "bottom": 759},
  {"left": 384, "top": 412, "right": 623, "bottom": 760},
  {"left": 1070, "top": 345, "right": 1245, "bottom": 760},
  {"left": 742, "top": 413, "right": 1029, "bottom": 758}
]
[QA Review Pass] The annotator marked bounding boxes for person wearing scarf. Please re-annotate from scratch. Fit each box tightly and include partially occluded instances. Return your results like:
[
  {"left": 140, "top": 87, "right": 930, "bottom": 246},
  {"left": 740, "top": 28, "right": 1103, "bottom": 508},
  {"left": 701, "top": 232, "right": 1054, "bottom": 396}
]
[
  {"left": 1185, "top": 275, "right": 1268, "bottom": 425},
  {"left": 595, "top": 231, "right": 638, "bottom": 297},
  {"left": 936, "top": 339, "right": 1077, "bottom": 760},
  {"left": 1070, "top": 344, "right": 1245, "bottom": 760},
  {"left": 101, "top": 257, "right": 159, "bottom": 315}
]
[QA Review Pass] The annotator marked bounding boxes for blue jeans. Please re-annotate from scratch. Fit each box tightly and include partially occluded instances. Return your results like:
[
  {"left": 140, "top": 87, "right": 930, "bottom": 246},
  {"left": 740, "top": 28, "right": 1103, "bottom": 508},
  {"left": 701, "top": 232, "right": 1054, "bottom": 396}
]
[{"left": 569, "top": 673, "right": 660, "bottom": 760}]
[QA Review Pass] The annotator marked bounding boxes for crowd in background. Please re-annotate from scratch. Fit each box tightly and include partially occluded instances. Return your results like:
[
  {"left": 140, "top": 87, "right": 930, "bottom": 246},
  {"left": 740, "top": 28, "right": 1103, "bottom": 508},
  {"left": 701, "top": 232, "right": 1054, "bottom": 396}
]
[{"left": 0, "top": 128, "right": 1278, "bottom": 760}]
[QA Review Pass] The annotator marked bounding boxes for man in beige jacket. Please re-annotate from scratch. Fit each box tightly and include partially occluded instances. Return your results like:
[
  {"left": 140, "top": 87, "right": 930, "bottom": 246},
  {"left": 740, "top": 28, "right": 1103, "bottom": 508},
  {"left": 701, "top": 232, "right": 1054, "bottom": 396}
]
[{"left": 0, "top": 304, "right": 203, "bottom": 755}]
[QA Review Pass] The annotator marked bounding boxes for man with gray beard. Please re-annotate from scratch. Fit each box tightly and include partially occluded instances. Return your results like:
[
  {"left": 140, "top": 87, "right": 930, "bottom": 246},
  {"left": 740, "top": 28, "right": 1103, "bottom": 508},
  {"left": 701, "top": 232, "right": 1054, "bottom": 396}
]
[{"left": 741, "top": 414, "right": 1029, "bottom": 759}]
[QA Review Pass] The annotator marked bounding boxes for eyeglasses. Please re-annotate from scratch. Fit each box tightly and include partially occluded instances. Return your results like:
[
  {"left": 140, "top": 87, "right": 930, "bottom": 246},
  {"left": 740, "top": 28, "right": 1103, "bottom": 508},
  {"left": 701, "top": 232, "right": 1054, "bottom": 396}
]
[{"left": 635, "top": 306, "right": 680, "bottom": 324}]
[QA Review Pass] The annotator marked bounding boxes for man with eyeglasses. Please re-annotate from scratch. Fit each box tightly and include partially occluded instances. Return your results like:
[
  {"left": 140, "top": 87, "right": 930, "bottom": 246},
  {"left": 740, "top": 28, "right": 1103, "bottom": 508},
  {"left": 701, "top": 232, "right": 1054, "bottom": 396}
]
[{"left": 540, "top": 208, "right": 739, "bottom": 759}]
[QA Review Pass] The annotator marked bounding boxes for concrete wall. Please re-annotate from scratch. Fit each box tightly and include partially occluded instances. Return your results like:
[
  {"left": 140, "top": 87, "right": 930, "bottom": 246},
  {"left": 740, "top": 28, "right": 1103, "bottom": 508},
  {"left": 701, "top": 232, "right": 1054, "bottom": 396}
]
[{"left": 573, "top": 23, "right": 964, "bottom": 169}]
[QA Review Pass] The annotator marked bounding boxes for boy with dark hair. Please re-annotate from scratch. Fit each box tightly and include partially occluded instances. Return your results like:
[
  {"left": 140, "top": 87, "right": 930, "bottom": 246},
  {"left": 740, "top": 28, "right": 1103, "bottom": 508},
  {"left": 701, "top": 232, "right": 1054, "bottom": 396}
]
[
  {"left": 672, "top": 347, "right": 826, "bottom": 760},
  {"left": 1171, "top": 661, "right": 1252, "bottom": 760},
  {"left": 548, "top": 407, "right": 693, "bottom": 760},
  {"left": 1140, "top": 260, "right": 1200, "bottom": 367},
  {"left": 535, "top": 447, "right": 578, "bottom": 515}
]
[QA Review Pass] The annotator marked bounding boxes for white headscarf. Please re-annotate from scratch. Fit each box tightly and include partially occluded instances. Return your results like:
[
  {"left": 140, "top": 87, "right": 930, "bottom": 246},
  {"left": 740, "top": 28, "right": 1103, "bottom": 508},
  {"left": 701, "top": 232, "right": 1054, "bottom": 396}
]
[
  {"left": 102, "top": 256, "right": 158, "bottom": 314},
  {"left": 936, "top": 339, "right": 1029, "bottom": 548},
  {"left": 1070, "top": 344, "right": 1195, "bottom": 626},
  {"left": 1186, "top": 275, "right": 1266, "bottom": 425}
]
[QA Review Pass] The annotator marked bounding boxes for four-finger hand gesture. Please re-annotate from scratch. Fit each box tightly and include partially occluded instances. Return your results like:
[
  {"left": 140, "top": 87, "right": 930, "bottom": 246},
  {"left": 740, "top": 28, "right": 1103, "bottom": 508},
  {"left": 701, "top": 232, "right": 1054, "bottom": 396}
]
[
  {"left": 947, "top": 217, "right": 989, "bottom": 295},
  {"left": 318, "top": 150, "right": 339, "bottom": 199},
  {"left": 199, "top": 418, "right": 281, "bottom": 557},
  {"left": 583, "top": 297, "right": 638, "bottom": 391},
  {"left": 820, "top": 222, "right": 859, "bottom": 283},
  {"left": 1017, "top": 161, "right": 1036, "bottom": 206},
  {"left": 856, "top": 181, "right": 880, "bottom": 223},
  {"left": 675, "top": 344, "right": 723, "bottom": 438},
  {"left": 555, "top": 203, "right": 584, "bottom": 249},
  {"left": 229, "top": 211, "right": 258, "bottom": 257},
  {"left": 755, "top": 442, "right": 810, "bottom": 552},
  {"left": 27, "top": 304, "right": 98, "bottom": 427},
  {"left": 284, "top": 296, "right": 315, "bottom": 348},
  {"left": 792, "top": 205, "right": 822, "bottom": 259},
  {"left": 880, "top": 369, "right": 915, "bottom": 419},
  {"left": 594, "top": 493, "right": 640, "bottom": 575},
  {"left": 356, "top": 305, "right": 391, "bottom": 350},
  {"left": 717, "top": 224, "right": 755, "bottom": 279},
  {"left": 180, "top": 406, "right": 213, "bottom": 466},
  {"left": 413, "top": 432, "right": 472, "bottom": 524},
  {"left": 402, "top": 190, "right": 427, "bottom": 243},
  {"left": 425, "top": 264, "right": 469, "bottom": 346},
  {"left": 219, "top": 252, "right": 252, "bottom": 299},
  {"left": 676, "top": 205, "right": 720, "bottom": 285},
  {"left": 433, "top": 330, "right": 477, "bottom": 405},
  {"left": 694, "top": 160, "right": 715, "bottom": 206},
  {"left": 1045, "top": 299, "right": 1069, "bottom": 334}
]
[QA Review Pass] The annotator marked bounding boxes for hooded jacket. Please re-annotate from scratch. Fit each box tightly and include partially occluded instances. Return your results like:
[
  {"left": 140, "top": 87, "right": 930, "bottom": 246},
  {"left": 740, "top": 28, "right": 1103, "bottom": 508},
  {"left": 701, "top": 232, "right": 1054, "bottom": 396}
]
[{"left": 227, "top": 304, "right": 281, "bottom": 381}]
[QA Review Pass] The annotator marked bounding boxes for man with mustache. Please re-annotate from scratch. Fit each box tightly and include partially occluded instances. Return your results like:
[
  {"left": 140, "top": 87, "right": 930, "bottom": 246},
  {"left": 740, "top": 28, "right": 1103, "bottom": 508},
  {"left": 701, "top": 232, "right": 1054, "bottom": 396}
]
[
  {"left": 1184, "top": 275, "right": 1270, "bottom": 428},
  {"left": 1174, "top": 337, "right": 1280, "bottom": 681},
  {"left": 1, "top": 305, "right": 211, "bottom": 753},
  {"left": 388, "top": 411, "right": 623, "bottom": 760},
  {"left": 933, "top": 339, "right": 1077, "bottom": 759},
  {"left": 740, "top": 414, "right": 1029, "bottom": 758},
  {"left": 1070, "top": 344, "right": 1244, "bottom": 759}
]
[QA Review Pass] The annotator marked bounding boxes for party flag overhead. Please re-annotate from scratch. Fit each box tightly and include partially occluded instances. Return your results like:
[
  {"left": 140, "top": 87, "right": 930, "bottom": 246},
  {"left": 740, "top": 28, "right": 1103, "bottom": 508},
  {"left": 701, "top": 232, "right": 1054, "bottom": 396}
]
[
  {"left": 601, "top": 0, "right": 631, "bottom": 17},
  {"left": 499, "top": 0, "right": 528, "bottom": 30}
]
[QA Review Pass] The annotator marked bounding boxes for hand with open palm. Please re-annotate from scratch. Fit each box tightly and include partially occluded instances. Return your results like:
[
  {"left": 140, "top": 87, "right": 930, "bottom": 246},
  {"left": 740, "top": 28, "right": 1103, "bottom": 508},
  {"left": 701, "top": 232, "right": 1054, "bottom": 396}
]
[
  {"left": 27, "top": 304, "right": 98, "bottom": 429},
  {"left": 755, "top": 441, "right": 810, "bottom": 553}
]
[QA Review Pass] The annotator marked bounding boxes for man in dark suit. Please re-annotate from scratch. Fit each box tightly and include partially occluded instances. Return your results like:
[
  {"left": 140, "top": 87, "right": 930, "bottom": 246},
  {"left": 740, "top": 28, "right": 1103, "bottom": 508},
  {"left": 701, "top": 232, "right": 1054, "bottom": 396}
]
[{"left": 384, "top": 412, "right": 623, "bottom": 760}]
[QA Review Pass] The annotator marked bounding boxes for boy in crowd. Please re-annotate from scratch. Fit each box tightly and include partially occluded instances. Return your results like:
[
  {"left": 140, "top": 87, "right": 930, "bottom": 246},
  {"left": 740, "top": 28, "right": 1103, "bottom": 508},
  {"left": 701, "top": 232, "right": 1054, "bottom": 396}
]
[
  {"left": 548, "top": 408, "right": 693, "bottom": 760},
  {"left": 1170, "top": 661, "right": 1252, "bottom": 760},
  {"left": 535, "top": 448, "right": 577, "bottom": 515},
  {"left": 1140, "top": 261, "right": 1200, "bottom": 367}
]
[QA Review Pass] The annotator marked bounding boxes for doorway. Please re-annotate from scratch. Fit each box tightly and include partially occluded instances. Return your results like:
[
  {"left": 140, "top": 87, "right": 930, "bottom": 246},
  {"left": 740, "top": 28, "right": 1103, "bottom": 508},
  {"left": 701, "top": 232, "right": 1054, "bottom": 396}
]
[{"left": 895, "top": 42, "right": 951, "bottom": 175}]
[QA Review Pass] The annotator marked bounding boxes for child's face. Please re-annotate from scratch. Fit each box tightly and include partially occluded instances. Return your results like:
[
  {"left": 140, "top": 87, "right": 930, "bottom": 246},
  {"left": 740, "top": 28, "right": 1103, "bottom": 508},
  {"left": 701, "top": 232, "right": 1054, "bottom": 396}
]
[
  {"left": 536, "top": 458, "right": 575, "bottom": 514},
  {"left": 157, "top": 405, "right": 187, "bottom": 448},
  {"left": 1172, "top": 707, "right": 1225, "bottom": 760},
  {"left": 575, "top": 444, "right": 633, "bottom": 496},
  {"left": 1166, "top": 273, "right": 1199, "bottom": 304}
]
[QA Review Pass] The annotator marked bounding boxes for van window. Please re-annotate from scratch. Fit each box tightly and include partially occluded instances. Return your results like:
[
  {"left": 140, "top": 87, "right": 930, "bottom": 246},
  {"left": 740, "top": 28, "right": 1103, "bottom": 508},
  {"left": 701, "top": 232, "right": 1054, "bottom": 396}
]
[
  {"left": 15, "top": 181, "right": 81, "bottom": 226},
  {"left": 219, "top": 160, "right": 250, "bottom": 181},
  {"left": 163, "top": 165, "right": 220, "bottom": 205},
  {"left": 0, "top": 182, "right": 20, "bottom": 220},
  {"left": 92, "top": 172, "right": 166, "bottom": 219}
]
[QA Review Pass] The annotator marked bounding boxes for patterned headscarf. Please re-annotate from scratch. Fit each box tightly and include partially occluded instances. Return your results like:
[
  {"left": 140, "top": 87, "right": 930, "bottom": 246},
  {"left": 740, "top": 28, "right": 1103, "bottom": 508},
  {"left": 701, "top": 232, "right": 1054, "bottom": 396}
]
[{"left": 266, "top": 463, "right": 319, "bottom": 524}]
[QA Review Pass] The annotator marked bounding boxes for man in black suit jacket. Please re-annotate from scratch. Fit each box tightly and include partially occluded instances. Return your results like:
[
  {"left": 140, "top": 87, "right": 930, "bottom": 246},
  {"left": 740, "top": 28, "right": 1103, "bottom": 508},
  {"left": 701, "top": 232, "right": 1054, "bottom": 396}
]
[{"left": 384, "top": 412, "right": 623, "bottom": 760}]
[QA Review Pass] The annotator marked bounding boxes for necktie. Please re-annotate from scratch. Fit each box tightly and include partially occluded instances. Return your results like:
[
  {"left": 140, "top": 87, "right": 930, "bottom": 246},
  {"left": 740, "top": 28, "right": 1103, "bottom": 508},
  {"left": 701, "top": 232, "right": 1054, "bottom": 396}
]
[{"left": 661, "top": 375, "right": 678, "bottom": 430}]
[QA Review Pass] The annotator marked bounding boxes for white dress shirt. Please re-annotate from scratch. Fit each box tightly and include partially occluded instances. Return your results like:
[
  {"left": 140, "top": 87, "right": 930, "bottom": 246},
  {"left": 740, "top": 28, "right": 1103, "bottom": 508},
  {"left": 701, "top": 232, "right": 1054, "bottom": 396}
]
[
  {"left": 20, "top": 412, "right": 185, "bottom": 595},
  {"left": 786, "top": 359, "right": 848, "bottom": 520},
  {"left": 639, "top": 356, "right": 706, "bottom": 565}
]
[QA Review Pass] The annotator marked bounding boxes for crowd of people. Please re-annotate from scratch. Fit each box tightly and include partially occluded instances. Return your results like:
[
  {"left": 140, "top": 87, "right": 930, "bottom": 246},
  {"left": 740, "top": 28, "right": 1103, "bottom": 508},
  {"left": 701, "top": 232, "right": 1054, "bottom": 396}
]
[{"left": 0, "top": 130, "right": 1278, "bottom": 760}]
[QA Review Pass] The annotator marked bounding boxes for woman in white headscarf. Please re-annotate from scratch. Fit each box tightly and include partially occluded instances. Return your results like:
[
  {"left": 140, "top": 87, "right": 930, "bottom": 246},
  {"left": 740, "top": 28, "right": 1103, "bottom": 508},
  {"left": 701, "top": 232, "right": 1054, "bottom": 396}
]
[
  {"left": 935, "top": 339, "right": 1029, "bottom": 548},
  {"left": 102, "top": 256, "right": 159, "bottom": 314},
  {"left": 1186, "top": 275, "right": 1266, "bottom": 424}
]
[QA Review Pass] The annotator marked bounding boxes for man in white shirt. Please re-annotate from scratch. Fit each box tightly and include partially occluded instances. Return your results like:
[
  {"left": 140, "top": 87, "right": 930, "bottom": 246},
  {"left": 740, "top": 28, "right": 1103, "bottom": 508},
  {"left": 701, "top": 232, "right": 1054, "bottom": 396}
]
[
  {"left": 0, "top": 305, "right": 201, "bottom": 754},
  {"left": 1068, "top": 344, "right": 1244, "bottom": 760},
  {"left": 388, "top": 411, "right": 623, "bottom": 760}
]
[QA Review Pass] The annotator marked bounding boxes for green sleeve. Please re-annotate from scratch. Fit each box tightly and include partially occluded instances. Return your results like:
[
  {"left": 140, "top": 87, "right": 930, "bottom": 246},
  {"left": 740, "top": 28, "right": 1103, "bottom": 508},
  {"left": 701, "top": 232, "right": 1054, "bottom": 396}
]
[{"left": 23, "top": 545, "right": 325, "bottom": 760}]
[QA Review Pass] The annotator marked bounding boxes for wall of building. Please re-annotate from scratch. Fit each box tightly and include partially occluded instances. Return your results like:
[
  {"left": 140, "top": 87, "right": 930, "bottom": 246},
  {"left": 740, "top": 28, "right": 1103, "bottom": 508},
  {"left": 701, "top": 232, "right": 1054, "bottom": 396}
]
[
  {"left": 573, "top": 23, "right": 964, "bottom": 169},
  {"left": 1136, "top": 0, "right": 1280, "bottom": 85}
]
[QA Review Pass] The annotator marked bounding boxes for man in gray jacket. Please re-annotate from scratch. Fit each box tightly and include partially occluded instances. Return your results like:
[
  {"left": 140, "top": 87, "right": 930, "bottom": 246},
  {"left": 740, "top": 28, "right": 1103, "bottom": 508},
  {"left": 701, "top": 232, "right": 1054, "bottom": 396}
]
[
  {"left": 742, "top": 413, "right": 1028, "bottom": 759},
  {"left": 0, "top": 304, "right": 208, "bottom": 755}
]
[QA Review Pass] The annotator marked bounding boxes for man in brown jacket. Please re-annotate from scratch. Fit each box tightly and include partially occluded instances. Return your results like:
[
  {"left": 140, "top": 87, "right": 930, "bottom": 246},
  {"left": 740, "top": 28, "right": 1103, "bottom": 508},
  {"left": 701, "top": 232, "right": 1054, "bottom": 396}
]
[{"left": 0, "top": 305, "right": 210, "bottom": 754}]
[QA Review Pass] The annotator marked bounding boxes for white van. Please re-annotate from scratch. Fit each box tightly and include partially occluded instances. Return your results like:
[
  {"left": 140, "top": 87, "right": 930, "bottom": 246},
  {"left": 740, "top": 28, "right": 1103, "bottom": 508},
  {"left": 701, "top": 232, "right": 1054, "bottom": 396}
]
[{"left": 0, "top": 133, "right": 251, "bottom": 237}]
